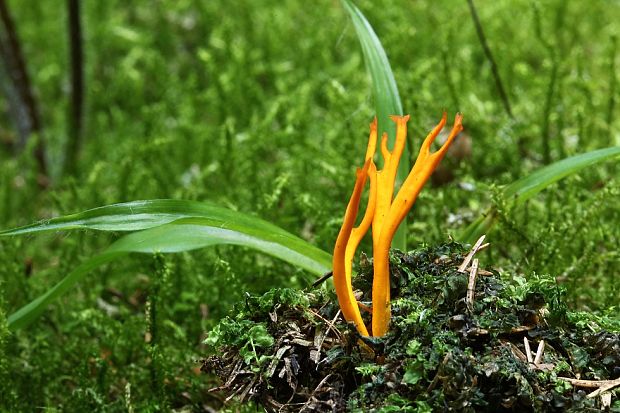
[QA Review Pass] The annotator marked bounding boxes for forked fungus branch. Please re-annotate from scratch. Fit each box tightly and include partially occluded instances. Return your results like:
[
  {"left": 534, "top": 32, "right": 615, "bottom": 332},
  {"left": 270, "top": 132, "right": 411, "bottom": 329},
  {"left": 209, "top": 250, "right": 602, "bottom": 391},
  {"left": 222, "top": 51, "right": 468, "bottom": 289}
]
[{"left": 333, "top": 113, "right": 464, "bottom": 337}]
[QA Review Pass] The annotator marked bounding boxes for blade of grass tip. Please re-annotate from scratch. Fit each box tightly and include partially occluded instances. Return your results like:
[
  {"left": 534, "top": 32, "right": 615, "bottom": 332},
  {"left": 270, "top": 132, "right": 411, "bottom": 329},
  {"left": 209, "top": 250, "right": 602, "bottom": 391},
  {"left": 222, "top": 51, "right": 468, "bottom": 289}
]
[
  {"left": 7, "top": 218, "right": 333, "bottom": 330},
  {"left": 341, "top": 0, "right": 408, "bottom": 251},
  {"left": 458, "top": 146, "right": 620, "bottom": 243}
]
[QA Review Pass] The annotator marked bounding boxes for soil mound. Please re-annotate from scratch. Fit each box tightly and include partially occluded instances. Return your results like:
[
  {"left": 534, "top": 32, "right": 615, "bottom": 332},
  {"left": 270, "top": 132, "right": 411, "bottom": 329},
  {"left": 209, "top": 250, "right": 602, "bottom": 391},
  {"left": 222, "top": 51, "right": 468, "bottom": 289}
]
[{"left": 202, "top": 242, "right": 620, "bottom": 412}]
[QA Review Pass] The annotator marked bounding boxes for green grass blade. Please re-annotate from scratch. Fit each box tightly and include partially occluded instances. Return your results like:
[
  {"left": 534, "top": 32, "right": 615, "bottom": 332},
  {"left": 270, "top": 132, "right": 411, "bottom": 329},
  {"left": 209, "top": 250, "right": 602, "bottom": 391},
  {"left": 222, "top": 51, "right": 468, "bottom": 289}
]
[
  {"left": 0, "top": 199, "right": 294, "bottom": 236},
  {"left": 0, "top": 199, "right": 333, "bottom": 273},
  {"left": 7, "top": 217, "right": 332, "bottom": 331},
  {"left": 504, "top": 146, "right": 620, "bottom": 204},
  {"left": 459, "top": 147, "right": 620, "bottom": 244},
  {"left": 0, "top": 199, "right": 332, "bottom": 271},
  {"left": 341, "top": 0, "right": 408, "bottom": 251},
  {"left": 106, "top": 218, "right": 331, "bottom": 275},
  {"left": 457, "top": 211, "right": 496, "bottom": 246},
  {"left": 3, "top": 200, "right": 332, "bottom": 330},
  {"left": 7, "top": 251, "right": 124, "bottom": 330}
]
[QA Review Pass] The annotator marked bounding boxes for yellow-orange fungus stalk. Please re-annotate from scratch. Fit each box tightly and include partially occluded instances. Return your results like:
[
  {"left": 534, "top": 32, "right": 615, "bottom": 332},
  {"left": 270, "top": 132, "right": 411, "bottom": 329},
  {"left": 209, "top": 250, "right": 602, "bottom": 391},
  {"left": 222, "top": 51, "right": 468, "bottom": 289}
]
[
  {"left": 333, "top": 112, "right": 463, "bottom": 338},
  {"left": 333, "top": 159, "right": 372, "bottom": 337},
  {"left": 371, "top": 113, "right": 463, "bottom": 337},
  {"left": 372, "top": 115, "right": 410, "bottom": 251},
  {"left": 333, "top": 119, "right": 380, "bottom": 336},
  {"left": 344, "top": 163, "right": 376, "bottom": 293}
]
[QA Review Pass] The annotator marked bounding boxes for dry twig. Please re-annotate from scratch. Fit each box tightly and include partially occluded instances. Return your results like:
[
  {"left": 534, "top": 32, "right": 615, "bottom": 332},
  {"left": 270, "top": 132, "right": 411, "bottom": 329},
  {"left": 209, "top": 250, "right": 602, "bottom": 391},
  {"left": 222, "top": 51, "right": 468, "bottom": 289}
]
[
  {"left": 534, "top": 340, "right": 545, "bottom": 364},
  {"left": 523, "top": 337, "right": 533, "bottom": 363},
  {"left": 558, "top": 376, "right": 620, "bottom": 406},
  {"left": 466, "top": 258, "right": 479, "bottom": 311},
  {"left": 458, "top": 235, "right": 487, "bottom": 273}
]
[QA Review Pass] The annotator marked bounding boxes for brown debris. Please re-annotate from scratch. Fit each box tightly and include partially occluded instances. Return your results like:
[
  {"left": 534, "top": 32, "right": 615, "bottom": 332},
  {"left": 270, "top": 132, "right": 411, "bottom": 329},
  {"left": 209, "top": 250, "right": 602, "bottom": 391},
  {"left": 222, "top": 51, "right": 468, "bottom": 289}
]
[
  {"left": 201, "top": 302, "right": 350, "bottom": 412},
  {"left": 466, "top": 258, "right": 479, "bottom": 311},
  {"left": 458, "top": 235, "right": 488, "bottom": 273}
]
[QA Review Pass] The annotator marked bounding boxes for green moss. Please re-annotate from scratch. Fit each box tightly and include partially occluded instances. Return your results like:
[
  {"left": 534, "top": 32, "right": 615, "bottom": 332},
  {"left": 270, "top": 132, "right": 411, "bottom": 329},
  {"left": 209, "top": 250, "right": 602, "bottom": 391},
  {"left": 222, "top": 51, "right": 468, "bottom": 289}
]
[
  {"left": 0, "top": 305, "right": 13, "bottom": 409},
  {"left": 205, "top": 242, "right": 620, "bottom": 412}
]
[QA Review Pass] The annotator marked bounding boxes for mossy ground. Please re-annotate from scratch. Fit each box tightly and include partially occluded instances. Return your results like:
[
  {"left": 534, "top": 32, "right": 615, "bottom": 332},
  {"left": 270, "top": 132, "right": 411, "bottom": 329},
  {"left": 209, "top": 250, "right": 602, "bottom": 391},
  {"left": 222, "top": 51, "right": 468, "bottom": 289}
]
[
  {"left": 203, "top": 242, "right": 620, "bottom": 412},
  {"left": 0, "top": 0, "right": 619, "bottom": 411}
]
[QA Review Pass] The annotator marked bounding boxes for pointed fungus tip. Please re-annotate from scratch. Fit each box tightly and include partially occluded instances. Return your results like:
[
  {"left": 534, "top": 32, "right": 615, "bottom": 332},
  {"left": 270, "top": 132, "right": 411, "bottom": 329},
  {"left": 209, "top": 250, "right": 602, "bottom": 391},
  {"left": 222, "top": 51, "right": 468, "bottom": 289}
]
[
  {"left": 370, "top": 117, "right": 378, "bottom": 131},
  {"left": 454, "top": 112, "right": 464, "bottom": 126},
  {"left": 388, "top": 114, "right": 410, "bottom": 123},
  {"left": 441, "top": 111, "right": 448, "bottom": 122}
]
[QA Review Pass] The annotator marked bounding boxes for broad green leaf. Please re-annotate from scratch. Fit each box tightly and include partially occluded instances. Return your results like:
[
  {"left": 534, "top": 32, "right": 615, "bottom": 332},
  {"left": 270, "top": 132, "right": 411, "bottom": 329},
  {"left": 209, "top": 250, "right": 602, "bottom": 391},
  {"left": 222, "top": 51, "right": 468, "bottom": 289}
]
[
  {"left": 0, "top": 199, "right": 331, "bottom": 273},
  {"left": 0, "top": 199, "right": 294, "bottom": 236},
  {"left": 106, "top": 218, "right": 331, "bottom": 275},
  {"left": 341, "top": 0, "right": 408, "bottom": 251},
  {"left": 459, "top": 146, "right": 620, "bottom": 244},
  {"left": 4, "top": 203, "right": 332, "bottom": 330}
]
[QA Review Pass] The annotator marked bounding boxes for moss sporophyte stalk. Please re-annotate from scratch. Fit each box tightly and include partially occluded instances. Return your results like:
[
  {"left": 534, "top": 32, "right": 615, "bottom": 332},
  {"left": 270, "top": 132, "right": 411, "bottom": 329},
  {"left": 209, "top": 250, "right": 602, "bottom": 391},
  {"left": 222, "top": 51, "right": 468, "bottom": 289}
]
[{"left": 333, "top": 113, "right": 464, "bottom": 337}]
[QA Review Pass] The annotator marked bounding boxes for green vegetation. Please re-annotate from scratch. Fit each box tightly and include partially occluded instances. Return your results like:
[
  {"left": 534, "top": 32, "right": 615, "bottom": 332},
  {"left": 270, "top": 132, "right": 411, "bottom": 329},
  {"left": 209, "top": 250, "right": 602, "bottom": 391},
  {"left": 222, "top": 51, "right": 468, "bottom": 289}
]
[{"left": 0, "top": 0, "right": 618, "bottom": 411}]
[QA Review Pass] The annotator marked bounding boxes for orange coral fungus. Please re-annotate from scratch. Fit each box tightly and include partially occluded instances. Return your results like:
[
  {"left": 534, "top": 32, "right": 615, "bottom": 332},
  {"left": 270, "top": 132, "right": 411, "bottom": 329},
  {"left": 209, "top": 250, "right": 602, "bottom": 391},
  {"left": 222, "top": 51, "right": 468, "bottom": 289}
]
[
  {"left": 332, "top": 159, "right": 374, "bottom": 337},
  {"left": 333, "top": 113, "right": 464, "bottom": 337}
]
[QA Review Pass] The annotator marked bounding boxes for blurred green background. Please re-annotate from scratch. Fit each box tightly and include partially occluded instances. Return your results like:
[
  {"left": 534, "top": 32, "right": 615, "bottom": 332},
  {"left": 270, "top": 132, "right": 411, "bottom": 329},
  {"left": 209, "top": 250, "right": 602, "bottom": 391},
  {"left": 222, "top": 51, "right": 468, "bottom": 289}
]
[{"left": 0, "top": 0, "right": 618, "bottom": 411}]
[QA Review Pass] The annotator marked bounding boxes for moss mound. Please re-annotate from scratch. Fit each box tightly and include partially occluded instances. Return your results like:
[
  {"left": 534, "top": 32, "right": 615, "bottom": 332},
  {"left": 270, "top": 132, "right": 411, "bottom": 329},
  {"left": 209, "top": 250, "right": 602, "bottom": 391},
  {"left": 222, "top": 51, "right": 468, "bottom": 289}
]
[{"left": 202, "top": 242, "right": 620, "bottom": 412}]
